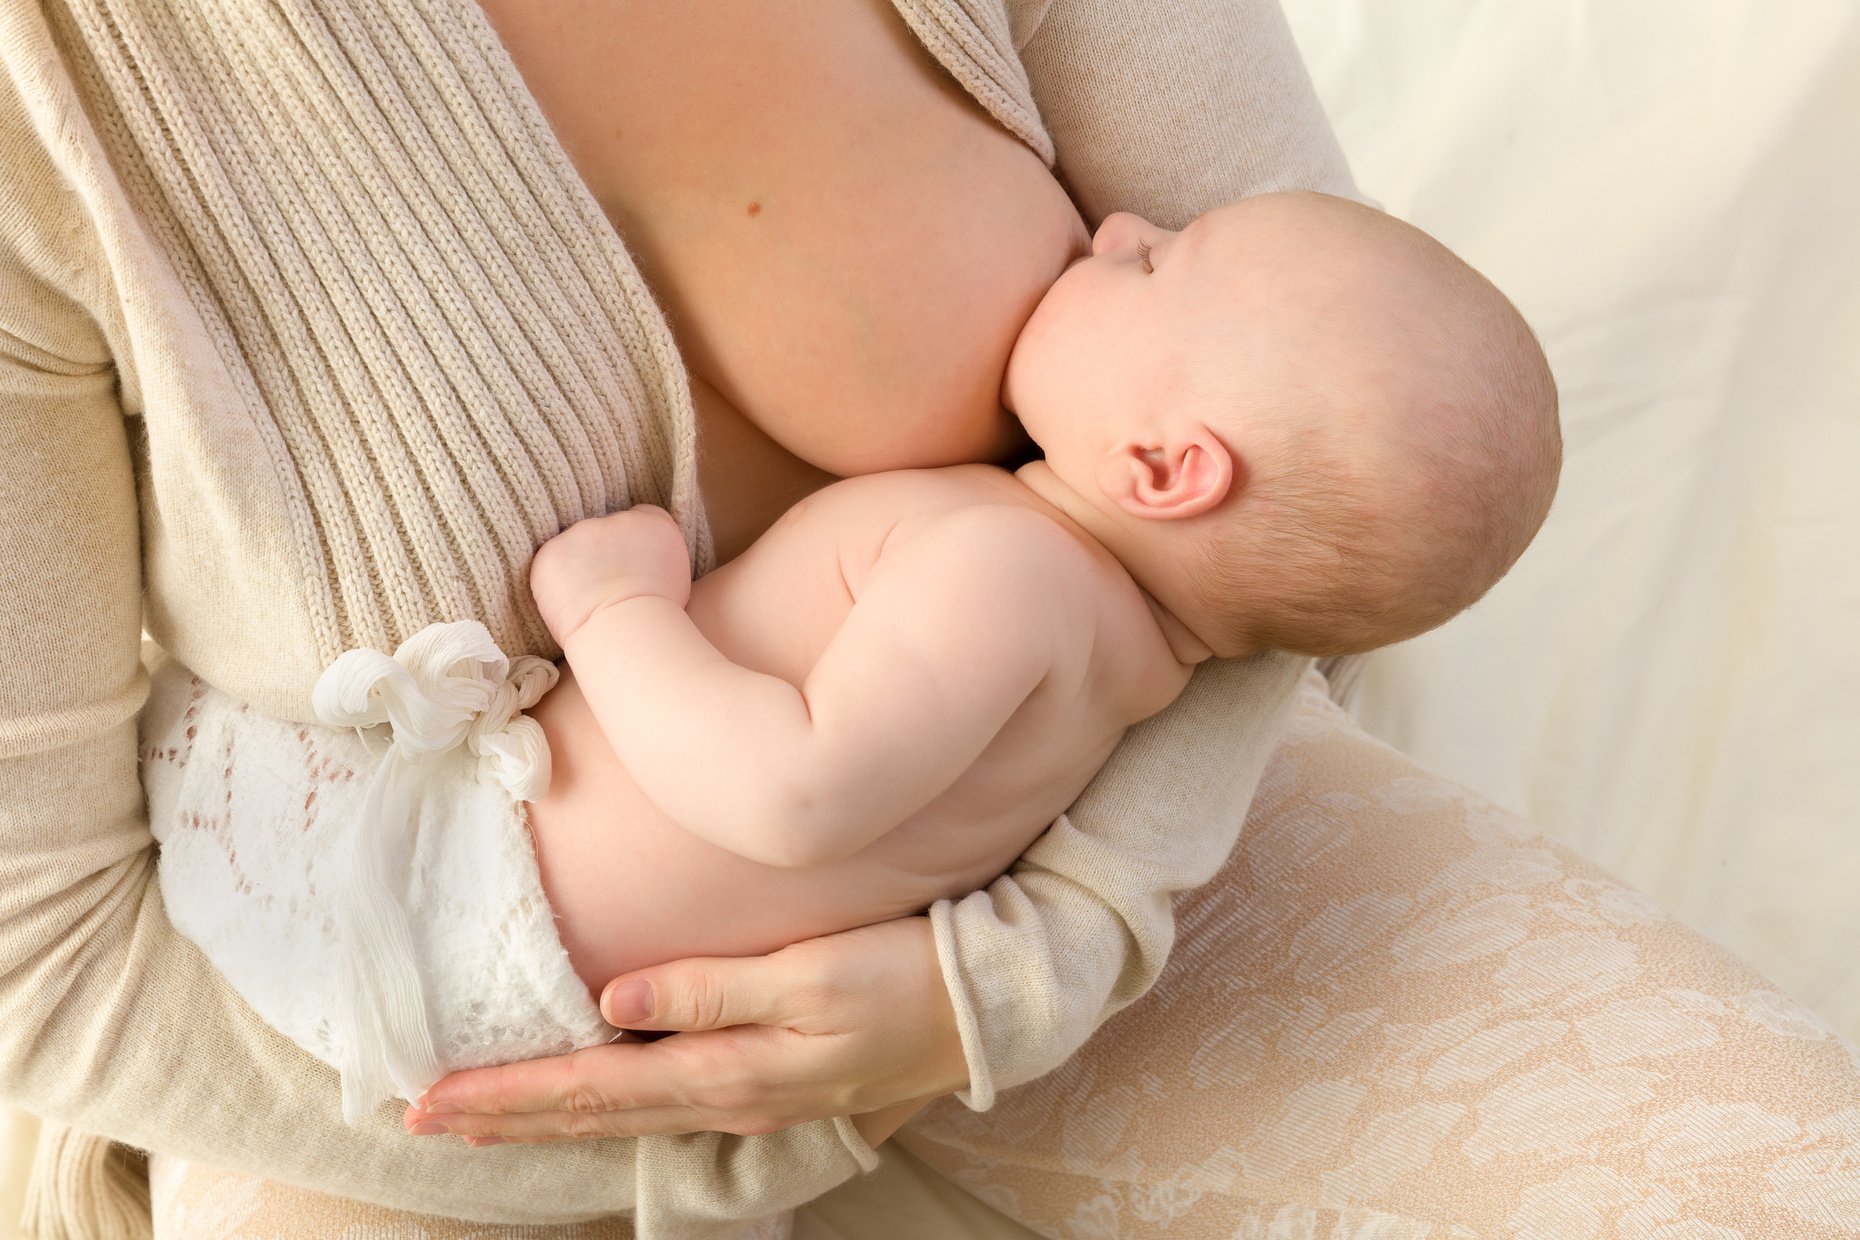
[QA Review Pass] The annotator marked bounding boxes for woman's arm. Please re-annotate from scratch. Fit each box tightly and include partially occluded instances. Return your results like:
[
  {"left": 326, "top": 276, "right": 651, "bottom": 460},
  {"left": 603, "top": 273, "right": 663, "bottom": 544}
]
[
  {"left": 405, "top": 662, "right": 1308, "bottom": 1139},
  {"left": 933, "top": 651, "right": 1309, "bottom": 1103},
  {"left": 0, "top": 61, "right": 870, "bottom": 1231},
  {"left": 1009, "top": 0, "right": 1359, "bottom": 226}
]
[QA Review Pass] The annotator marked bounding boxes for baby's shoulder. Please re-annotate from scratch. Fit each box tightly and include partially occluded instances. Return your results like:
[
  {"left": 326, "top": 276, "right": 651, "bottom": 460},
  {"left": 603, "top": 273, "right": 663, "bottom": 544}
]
[
  {"left": 874, "top": 472, "right": 1102, "bottom": 581},
  {"left": 882, "top": 498, "right": 1183, "bottom": 715},
  {"left": 793, "top": 467, "right": 1144, "bottom": 638},
  {"left": 816, "top": 461, "right": 1022, "bottom": 510},
  {"left": 801, "top": 464, "right": 1082, "bottom": 570}
]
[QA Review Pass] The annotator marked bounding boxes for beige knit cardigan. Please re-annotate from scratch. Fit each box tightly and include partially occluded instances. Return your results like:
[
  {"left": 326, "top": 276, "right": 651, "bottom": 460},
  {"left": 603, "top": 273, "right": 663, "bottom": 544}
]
[{"left": 0, "top": 0, "right": 1353, "bottom": 1236}]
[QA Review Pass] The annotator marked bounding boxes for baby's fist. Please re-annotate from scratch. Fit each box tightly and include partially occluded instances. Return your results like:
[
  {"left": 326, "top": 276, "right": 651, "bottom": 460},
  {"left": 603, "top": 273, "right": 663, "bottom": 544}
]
[{"left": 530, "top": 505, "right": 693, "bottom": 643}]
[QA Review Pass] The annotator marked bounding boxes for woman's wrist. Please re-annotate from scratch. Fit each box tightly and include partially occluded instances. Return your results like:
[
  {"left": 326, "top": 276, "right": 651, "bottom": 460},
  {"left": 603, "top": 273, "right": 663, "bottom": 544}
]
[{"left": 849, "top": 1097, "right": 936, "bottom": 1148}]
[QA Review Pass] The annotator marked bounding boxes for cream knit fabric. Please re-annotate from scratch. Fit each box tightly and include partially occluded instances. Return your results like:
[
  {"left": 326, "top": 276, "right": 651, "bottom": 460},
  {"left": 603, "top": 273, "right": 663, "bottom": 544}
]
[{"left": 0, "top": 0, "right": 1353, "bottom": 1235}]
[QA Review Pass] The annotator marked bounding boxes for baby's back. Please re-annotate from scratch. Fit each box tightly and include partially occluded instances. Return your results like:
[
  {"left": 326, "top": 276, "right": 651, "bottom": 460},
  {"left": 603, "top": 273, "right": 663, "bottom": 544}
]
[{"left": 526, "top": 465, "right": 1190, "bottom": 993}]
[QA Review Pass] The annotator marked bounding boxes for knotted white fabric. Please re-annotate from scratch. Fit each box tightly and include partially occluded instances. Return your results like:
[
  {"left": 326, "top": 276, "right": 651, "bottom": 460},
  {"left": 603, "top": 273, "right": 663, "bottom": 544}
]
[{"left": 310, "top": 620, "right": 559, "bottom": 1123}]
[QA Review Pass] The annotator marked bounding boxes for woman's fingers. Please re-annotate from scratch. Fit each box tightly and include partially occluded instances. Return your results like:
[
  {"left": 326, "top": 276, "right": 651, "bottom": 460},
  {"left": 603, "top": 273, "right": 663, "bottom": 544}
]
[
  {"left": 408, "top": 1036, "right": 826, "bottom": 1141},
  {"left": 415, "top": 1038, "right": 690, "bottom": 1118},
  {"left": 412, "top": 1026, "right": 805, "bottom": 1121},
  {"left": 412, "top": 1103, "right": 715, "bottom": 1143},
  {"left": 600, "top": 948, "right": 822, "bottom": 1031}
]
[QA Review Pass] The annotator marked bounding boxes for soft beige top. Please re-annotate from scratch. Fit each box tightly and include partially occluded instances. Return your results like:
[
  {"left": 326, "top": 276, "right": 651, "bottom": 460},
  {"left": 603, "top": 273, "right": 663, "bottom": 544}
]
[{"left": 0, "top": 0, "right": 1350, "bottom": 1235}]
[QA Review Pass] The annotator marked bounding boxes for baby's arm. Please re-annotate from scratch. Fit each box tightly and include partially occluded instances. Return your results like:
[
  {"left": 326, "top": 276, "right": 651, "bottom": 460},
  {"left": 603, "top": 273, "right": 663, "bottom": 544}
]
[{"left": 529, "top": 503, "right": 1079, "bottom": 867}]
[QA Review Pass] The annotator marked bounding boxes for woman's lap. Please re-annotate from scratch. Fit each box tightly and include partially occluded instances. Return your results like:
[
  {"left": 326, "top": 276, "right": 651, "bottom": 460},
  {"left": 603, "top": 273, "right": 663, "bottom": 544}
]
[
  {"left": 144, "top": 1157, "right": 794, "bottom": 1239},
  {"left": 896, "top": 675, "right": 1860, "bottom": 1237},
  {"left": 148, "top": 675, "right": 1860, "bottom": 1238},
  {"left": 145, "top": 1153, "right": 634, "bottom": 1238}
]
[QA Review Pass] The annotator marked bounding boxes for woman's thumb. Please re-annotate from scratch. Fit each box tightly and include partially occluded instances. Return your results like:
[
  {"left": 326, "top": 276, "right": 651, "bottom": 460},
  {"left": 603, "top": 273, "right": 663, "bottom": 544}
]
[{"left": 601, "top": 956, "right": 784, "bottom": 1031}]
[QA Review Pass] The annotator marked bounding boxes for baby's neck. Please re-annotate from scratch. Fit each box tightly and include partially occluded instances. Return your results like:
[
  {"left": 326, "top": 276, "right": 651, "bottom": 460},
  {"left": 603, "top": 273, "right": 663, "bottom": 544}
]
[{"left": 1009, "top": 461, "right": 1215, "bottom": 667}]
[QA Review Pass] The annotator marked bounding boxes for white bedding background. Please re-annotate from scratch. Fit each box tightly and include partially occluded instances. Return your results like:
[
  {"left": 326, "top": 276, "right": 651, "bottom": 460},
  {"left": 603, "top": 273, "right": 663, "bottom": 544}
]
[
  {"left": 1291, "top": 0, "right": 1860, "bottom": 1045},
  {"left": 4, "top": 4, "right": 1855, "bottom": 1237}
]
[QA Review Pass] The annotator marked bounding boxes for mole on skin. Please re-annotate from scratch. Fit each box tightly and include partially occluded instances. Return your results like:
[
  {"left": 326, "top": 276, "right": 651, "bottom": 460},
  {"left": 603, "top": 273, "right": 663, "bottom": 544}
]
[{"left": 746, "top": 201, "right": 762, "bottom": 217}]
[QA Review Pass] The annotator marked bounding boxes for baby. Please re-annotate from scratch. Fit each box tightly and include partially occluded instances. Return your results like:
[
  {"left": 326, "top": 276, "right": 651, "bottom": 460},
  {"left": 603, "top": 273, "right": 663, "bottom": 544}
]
[
  {"left": 520, "top": 186, "right": 1560, "bottom": 1011},
  {"left": 142, "top": 190, "right": 1559, "bottom": 1123}
]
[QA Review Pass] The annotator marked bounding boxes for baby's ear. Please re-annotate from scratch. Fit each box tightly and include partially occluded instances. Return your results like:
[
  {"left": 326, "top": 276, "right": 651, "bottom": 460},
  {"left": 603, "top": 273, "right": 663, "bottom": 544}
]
[{"left": 1097, "top": 428, "right": 1233, "bottom": 521}]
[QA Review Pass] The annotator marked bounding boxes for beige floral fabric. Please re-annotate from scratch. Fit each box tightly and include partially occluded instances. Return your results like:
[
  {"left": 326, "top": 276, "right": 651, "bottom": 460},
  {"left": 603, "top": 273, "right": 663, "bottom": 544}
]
[{"left": 147, "top": 675, "right": 1860, "bottom": 1238}]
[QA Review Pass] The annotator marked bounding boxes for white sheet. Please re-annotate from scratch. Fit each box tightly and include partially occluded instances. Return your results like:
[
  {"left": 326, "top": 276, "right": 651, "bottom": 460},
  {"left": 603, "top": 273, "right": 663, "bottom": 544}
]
[{"left": 1286, "top": 0, "right": 1860, "bottom": 1041}]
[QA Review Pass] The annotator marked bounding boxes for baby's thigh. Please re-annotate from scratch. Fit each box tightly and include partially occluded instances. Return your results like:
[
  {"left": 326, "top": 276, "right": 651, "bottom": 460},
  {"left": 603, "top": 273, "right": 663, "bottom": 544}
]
[{"left": 896, "top": 678, "right": 1860, "bottom": 1237}]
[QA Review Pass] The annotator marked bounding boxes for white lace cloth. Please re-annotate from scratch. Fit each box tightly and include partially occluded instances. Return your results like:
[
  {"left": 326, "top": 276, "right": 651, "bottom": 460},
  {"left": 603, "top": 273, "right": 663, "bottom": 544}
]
[{"left": 142, "top": 622, "right": 613, "bottom": 1124}]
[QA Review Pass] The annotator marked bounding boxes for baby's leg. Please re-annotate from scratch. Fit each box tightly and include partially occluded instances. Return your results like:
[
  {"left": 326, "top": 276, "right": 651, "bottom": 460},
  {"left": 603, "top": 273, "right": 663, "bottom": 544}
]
[
  {"left": 895, "top": 675, "right": 1860, "bottom": 1236},
  {"left": 521, "top": 661, "right": 653, "bottom": 998}
]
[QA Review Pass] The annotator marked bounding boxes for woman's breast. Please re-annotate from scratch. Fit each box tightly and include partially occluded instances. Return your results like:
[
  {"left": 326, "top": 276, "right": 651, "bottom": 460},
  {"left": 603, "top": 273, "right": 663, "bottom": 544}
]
[{"left": 476, "top": 0, "right": 1089, "bottom": 490}]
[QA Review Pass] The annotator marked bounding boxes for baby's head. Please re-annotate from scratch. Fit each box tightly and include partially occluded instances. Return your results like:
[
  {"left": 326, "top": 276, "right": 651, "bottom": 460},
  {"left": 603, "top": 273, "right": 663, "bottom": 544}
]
[{"left": 1003, "top": 191, "right": 1561, "bottom": 658}]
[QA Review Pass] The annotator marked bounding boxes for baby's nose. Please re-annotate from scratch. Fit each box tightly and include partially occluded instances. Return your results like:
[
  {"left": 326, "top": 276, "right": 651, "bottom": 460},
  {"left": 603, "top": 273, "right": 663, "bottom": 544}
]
[{"left": 1092, "top": 212, "right": 1138, "bottom": 257}]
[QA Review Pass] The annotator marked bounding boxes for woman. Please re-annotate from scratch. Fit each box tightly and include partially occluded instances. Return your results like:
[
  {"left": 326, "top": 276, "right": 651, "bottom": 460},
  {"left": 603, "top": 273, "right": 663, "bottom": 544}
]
[{"left": 2, "top": 2, "right": 1855, "bottom": 1238}]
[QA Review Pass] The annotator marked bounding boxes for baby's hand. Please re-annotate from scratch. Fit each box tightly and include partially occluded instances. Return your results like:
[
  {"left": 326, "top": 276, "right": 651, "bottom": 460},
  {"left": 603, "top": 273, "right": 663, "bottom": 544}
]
[{"left": 529, "top": 505, "right": 693, "bottom": 644}]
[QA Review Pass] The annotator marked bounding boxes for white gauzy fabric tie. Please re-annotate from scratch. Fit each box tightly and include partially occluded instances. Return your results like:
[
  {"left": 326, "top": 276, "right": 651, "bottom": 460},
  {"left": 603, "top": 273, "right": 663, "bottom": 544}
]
[{"left": 311, "top": 619, "right": 559, "bottom": 1123}]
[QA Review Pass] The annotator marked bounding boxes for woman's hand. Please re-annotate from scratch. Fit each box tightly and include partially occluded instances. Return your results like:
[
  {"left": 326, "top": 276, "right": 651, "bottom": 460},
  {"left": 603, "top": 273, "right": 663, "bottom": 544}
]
[{"left": 403, "top": 915, "right": 965, "bottom": 1147}]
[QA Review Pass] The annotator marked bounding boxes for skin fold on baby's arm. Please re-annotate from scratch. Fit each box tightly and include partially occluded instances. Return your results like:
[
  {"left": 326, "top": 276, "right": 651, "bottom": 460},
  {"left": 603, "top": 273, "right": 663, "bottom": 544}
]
[{"left": 528, "top": 501, "right": 1093, "bottom": 867}]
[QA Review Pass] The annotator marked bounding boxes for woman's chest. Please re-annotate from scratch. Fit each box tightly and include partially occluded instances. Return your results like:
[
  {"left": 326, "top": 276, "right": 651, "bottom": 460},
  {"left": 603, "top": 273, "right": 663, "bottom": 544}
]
[{"left": 475, "top": 0, "right": 1088, "bottom": 533}]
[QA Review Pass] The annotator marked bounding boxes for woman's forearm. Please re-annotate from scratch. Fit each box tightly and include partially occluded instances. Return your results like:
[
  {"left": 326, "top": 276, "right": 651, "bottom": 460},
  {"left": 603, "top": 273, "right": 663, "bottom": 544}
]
[{"left": 930, "top": 650, "right": 1310, "bottom": 1106}]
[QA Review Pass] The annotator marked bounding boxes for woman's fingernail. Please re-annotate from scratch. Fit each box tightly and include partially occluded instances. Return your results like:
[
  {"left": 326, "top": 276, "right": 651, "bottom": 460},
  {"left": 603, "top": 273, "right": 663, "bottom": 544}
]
[
  {"left": 422, "top": 1101, "right": 463, "bottom": 1115},
  {"left": 468, "top": 1136, "right": 506, "bottom": 1148},
  {"left": 603, "top": 979, "right": 653, "bottom": 1025},
  {"left": 409, "top": 1121, "right": 449, "bottom": 1136}
]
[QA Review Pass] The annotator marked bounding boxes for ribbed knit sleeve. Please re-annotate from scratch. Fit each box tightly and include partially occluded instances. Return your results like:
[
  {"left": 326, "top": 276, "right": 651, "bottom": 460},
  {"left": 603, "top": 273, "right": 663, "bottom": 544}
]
[
  {"left": 0, "top": 11, "right": 869, "bottom": 1237},
  {"left": 926, "top": 0, "right": 1362, "bottom": 1105}
]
